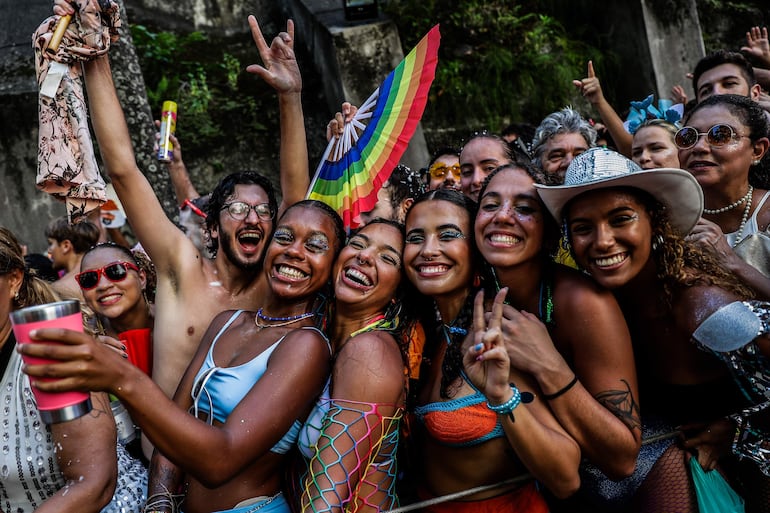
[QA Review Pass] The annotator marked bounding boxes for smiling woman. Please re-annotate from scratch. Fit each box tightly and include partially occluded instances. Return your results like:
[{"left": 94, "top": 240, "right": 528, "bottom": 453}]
[
  {"left": 21, "top": 200, "right": 346, "bottom": 513},
  {"left": 537, "top": 147, "right": 769, "bottom": 511},
  {"left": 474, "top": 160, "right": 644, "bottom": 511},
  {"left": 398, "top": 188, "right": 581, "bottom": 511},
  {"left": 677, "top": 94, "right": 770, "bottom": 299},
  {"left": 297, "top": 218, "right": 408, "bottom": 512},
  {"left": 0, "top": 227, "right": 147, "bottom": 513}
]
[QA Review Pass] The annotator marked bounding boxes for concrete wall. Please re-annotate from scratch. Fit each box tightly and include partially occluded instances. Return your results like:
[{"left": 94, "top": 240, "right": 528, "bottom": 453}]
[
  {"left": 641, "top": 0, "right": 704, "bottom": 101},
  {"left": 543, "top": 0, "right": 703, "bottom": 107},
  {"left": 281, "top": 0, "right": 430, "bottom": 172},
  {"left": 0, "top": 0, "right": 67, "bottom": 252}
]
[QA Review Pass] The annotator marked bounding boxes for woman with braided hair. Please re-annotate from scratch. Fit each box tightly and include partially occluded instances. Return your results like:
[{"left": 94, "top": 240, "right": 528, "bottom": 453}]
[{"left": 400, "top": 188, "right": 580, "bottom": 512}]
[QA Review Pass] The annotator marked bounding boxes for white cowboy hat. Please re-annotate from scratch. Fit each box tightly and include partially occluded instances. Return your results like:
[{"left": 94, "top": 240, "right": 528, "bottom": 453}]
[{"left": 535, "top": 147, "right": 703, "bottom": 235}]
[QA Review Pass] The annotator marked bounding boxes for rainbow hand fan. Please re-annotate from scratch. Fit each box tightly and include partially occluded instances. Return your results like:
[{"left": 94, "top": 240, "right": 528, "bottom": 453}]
[{"left": 307, "top": 25, "right": 440, "bottom": 231}]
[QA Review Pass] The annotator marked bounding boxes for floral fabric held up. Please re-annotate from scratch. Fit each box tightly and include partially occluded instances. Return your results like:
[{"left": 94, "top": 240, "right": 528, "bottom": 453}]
[{"left": 32, "top": 0, "right": 121, "bottom": 220}]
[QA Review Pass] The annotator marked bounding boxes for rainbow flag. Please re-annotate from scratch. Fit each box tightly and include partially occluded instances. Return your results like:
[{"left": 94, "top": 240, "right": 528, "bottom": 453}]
[{"left": 307, "top": 25, "right": 440, "bottom": 230}]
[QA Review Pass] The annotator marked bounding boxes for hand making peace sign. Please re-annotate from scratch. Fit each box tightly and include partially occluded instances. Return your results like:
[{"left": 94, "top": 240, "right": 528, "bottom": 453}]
[{"left": 463, "top": 288, "right": 513, "bottom": 404}]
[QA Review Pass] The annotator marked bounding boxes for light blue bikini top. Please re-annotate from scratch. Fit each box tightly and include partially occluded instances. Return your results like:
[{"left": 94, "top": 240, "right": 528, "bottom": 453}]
[{"left": 191, "top": 310, "right": 326, "bottom": 454}]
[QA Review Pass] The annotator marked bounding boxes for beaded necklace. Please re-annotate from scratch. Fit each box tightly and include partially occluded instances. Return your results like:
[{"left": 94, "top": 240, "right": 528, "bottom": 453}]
[
  {"left": 254, "top": 308, "right": 315, "bottom": 330},
  {"left": 436, "top": 290, "right": 475, "bottom": 346},
  {"left": 703, "top": 185, "right": 753, "bottom": 215},
  {"left": 350, "top": 313, "right": 391, "bottom": 338},
  {"left": 733, "top": 186, "right": 754, "bottom": 246}
]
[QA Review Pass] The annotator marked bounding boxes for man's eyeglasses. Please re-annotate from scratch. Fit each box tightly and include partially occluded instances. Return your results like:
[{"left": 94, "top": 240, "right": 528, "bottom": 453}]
[
  {"left": 76, "top": 261, "right": 139, "bottom": 290},
  {"left": 429, "top": 163, "right": 461, "bottom": 180},
  {"left": 675, "top": 124, "right": 748, "bottom": 149},
  {"left": 221, "top": 201, "right": 274, "bottom": 221}
]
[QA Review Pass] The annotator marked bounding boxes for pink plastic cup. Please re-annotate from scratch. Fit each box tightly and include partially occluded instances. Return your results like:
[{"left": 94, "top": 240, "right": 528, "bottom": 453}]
[{"left": 11, "top": 300, "right": 92, "bottom": 424}]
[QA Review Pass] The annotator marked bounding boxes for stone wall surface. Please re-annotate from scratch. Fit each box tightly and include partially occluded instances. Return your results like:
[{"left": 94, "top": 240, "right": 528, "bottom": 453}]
[
  {"left": 0, "top": 0, "right": 180, "bottom": 252},
  {"left": 0, "top": 0, "right": 67, "bottom": 251},
  {"left": 281, "top": 0, "right": 430, "bottom": 173}
]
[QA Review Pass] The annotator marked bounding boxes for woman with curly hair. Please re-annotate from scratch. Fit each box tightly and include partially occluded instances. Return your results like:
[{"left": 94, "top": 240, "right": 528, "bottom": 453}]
[
  {"left": 401, "top": 188, "right": 580, "bottom": 511},
  {"left": 77, "top": 243, "right": 156, "bottom": 372},
  {"left": 678, "top": 94, "right": 770, "bottom": 298},
  {"left": 537, "top": 146, "right": 766, "bottom": 512},
  {"left": 474, "top": 161, "right": 640, "bottom": 512}
]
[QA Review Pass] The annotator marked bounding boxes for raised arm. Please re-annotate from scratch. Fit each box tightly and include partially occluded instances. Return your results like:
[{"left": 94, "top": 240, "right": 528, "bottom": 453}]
[
  {"left": 464, "top": 289, "right": 581, "bottom": 498},
  {"left": 157, "top": 127, "right": 200, "bottom": 203},
  {"left": 573, "top": 60, "right": 633, "bottom": 157},
  {"left": 36, "top": 392, "right": 117, "bottom": 513},
  {"left": 500, "top": 275, "right": 641, "bottom": 480},
  {"left": 81, "top": 53, "right": 195, "bottom": 271},
  {"left": 246, "top": 16, "right": 308, "bottom": 215}
]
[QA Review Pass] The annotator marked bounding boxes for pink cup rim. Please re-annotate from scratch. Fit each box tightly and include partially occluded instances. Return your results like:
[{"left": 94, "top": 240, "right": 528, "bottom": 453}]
[{"left": 10, "top": 300, "right": 80, "bottom": 324}]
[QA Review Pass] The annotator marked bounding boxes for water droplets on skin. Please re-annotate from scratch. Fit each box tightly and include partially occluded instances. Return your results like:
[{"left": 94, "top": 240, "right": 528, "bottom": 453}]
[
  {"left": 34, "top": 431, "right": 43, "bottom": 442},
  {"left": 36, "top": 455, "right": 45, "bottom": 467},
  {"left": 0, "top": 465, "right": 9, "bottom": 477}
]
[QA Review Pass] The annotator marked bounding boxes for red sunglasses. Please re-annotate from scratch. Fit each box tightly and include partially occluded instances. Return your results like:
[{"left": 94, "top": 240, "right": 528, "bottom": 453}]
[{"left": 75, "top": 261, "right": 140, "bottom": 290}]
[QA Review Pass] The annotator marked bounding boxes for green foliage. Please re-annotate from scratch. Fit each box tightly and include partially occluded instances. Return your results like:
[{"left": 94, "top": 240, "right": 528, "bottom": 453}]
[
  {"left": 384, "top": 0, "right": 601, "bottom": 132},
  {"left": 130, "top": 25, "right": 268, "bottom": 157}
]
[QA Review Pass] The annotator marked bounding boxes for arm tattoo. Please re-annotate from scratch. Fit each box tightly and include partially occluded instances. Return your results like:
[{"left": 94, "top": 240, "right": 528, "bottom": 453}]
[{"left": 595, "top": 379, "right": 641, "bottom": 431}]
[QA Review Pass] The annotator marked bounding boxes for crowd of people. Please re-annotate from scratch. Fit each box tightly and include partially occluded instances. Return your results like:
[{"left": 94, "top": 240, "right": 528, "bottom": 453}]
[{"left": 2, "top": 2, "right": 770, "bottom": 512}]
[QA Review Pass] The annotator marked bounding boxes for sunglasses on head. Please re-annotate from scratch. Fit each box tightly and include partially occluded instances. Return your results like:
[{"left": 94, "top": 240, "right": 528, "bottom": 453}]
[
  {"left": 75, "top": 261, "right": 139, "bottom": 290},
  {"left": 674, "top": 124, "right": 748, "bottom": 149},
  {"left": 221, "top": 201, "right": 274, "bottom": 221},
  {"left": 429, "top": 163, "right": 461, "bottom": 180}
]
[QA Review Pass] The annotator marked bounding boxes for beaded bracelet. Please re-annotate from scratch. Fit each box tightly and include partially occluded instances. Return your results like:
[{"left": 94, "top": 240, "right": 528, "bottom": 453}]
[
  {"left": 542, "top": 374, "right": 578, "bottom": 401},
  {"left": 487, "top": 385, "right": 522, "bottom": 422}
]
